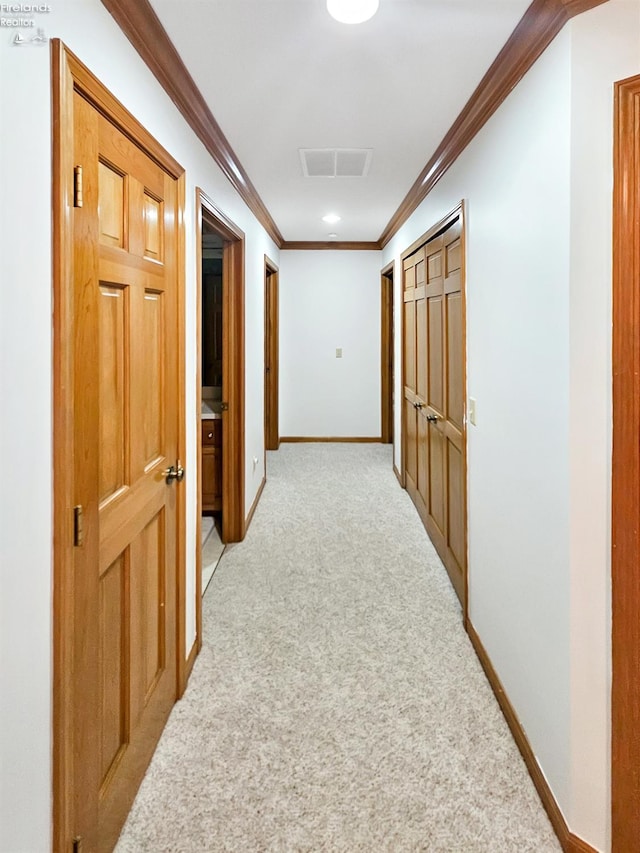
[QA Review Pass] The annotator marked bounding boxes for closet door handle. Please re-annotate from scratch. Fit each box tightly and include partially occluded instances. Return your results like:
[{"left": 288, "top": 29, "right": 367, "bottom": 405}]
[{"left": 426, "top": 414, "right": 438, "bottom": 423}]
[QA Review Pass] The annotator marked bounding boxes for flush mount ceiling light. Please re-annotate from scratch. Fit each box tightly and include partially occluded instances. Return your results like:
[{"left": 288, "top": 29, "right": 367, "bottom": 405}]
[
  {"left": 322, "top": 213, "right": 341, "bottom": 224},
  {"left": 327, "top": 0, "right": 379, "bottom": 25}
]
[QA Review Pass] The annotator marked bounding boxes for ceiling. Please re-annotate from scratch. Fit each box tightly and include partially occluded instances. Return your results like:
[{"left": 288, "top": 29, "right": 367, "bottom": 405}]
[{"left": 147, "top": 0, "right": 532, "bottom": 242}]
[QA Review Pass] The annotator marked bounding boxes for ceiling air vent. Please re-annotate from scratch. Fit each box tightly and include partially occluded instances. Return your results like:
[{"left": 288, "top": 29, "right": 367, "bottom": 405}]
[{"left": 299, "top": 148, "right": 373, "bottom": 178}]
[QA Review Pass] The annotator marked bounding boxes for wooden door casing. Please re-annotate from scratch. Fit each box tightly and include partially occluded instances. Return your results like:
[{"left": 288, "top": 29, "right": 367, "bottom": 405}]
[
  {"left": 381, "top": 263, "right": 394, "bottom": 445},
  {"left": 612, "top": 73, "right": 640, "bottom": 853},
  {"left": 264, "top": 258, "right": 280, "bottom": 452},
  {"left": 401, "top": 207, "right": 467, "bottom": 607},
  {"left": 54, "top": 43, "right": 186, "bottom": 853}
]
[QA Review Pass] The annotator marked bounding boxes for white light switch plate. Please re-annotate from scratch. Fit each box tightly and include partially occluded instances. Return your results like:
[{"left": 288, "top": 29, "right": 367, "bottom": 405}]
[{"left": 469, "top": 397, "right": 477, "bottom": 426}]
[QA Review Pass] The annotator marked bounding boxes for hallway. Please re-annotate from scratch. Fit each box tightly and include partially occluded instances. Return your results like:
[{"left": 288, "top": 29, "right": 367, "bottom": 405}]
[{"left": 116, "top": 444, "right": 560, "bottom": 852}]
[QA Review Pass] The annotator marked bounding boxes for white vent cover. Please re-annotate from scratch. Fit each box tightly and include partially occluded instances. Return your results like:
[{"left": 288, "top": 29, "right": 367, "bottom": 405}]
[{"left": 299, "top": 148, "right": 373, "bottom": 178}]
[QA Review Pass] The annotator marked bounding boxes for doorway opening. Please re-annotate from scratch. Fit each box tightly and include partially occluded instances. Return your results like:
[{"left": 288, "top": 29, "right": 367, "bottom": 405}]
[
  {"left": 195, "top": 188, "right": 245, "bottom": 649},
  {"left": 381, "top": 262, "right": 394, "bottom": 446},
  {"left": 264, "top": 256, "right": 280, "bottom": 455},
  {"left": 200, "top": 226, "right": 225, "bottom": 594}
]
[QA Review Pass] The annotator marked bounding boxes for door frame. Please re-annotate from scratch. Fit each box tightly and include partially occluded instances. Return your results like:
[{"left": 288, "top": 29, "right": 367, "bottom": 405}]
[
  {"left": 52, "top": 41, "right": 186, "bottom": 851},
  {"left": 264, "top": 256, "right": 280, "bottom": 454},
  {"left": 381, "top": 261, "right": 394, "bottom": 446},
  {"left": 611, "top": 73, "right": 640, "bottom": 853},
  {"left": 195, "top": 188, "right": 245, "bottom": 651},
  {"left": 400, "top": 201, "right": 467, "bottom": 617}
]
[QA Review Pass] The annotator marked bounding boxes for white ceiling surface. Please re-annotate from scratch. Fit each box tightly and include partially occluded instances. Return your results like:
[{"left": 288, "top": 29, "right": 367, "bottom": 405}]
[{"left": 148, "top": 0, "right": 532, "bottom": 242}]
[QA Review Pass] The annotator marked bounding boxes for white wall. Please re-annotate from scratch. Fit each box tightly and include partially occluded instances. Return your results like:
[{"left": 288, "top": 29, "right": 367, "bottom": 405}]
[
  {"left": 382, "top": 2, "right": 640, "bottom": 849},
  {"left": 279, "top": 251, "right": 382, "bottom": 438},
  {"left": 0, "top": 2, "right": 278, "bottom": 849},
  {"left": 568, "top": 3, "right": 640, "bottom": 848}
]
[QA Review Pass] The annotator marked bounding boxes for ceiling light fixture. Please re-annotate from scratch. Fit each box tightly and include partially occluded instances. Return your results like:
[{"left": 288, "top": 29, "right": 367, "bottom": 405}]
[
  {"left": 322, "top": 213, "right": 341, "bottom": 224},
  {"left": 326, "top": 0, "right": 379, "bottom": 25}
]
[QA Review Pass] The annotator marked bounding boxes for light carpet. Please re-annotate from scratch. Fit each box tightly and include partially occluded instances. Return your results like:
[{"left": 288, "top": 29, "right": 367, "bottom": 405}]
[{"left": 116, "top": 444, "right": 561, "bottom": 853}]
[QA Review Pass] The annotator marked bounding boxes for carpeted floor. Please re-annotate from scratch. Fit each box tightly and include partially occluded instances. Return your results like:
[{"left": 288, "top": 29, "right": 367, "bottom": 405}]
[{"left": 116, "top": 444, "right": 561, "bottom": 853}]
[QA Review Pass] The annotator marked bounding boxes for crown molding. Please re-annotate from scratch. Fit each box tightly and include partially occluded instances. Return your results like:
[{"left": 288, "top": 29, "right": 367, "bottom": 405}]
[
  {"left": 281, "top": 241, "right": 381, "bottom": 251},
  {"left": 101, "top": 0, "right": 609, "bottom": 251},
  {"left": 100, "top": 0, "right": 284, "bottom": 248},
  {"left": 378, "top": 0, "right": 610, "bottom": 247}
]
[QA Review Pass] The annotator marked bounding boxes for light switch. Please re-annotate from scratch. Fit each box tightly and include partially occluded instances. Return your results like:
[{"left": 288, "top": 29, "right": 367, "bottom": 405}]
[
  {"left": 469, "top": 397, "right": 477, "bottom": 426},
  {"left": 336, "top": 348, "right": 343, "bottom": 358}
]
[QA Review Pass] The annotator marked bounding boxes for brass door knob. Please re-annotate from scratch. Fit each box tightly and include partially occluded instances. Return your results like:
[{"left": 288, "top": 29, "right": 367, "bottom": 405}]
[{"left": 164, "top": 461, "right": 185, "bottom": 484}]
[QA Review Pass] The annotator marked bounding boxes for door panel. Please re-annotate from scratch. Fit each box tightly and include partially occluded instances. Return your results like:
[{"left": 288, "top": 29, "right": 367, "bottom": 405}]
[
  {"left": 447, "top": 442, "right": 465, "bottom": 567},
  {"left": 402, "top": 215, "right": 466, "bottom": 606},
  {"left": 447, "top": 291, "right": 463, "bottom": 430},
  {"left": 99, "top": 285, "right": 127, "bottom": 504},
  {"left": 429, "top": 427, "right": 446, "bottom": 536},
  {"left": 99, "top": 553, "right": 126, "bottom": 787},
  {"left": 72, "top": 90, "right": 180, "bottom": 852}
]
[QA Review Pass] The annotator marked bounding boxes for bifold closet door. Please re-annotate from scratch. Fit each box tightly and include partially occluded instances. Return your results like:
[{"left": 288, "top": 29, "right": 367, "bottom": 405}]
[{"left": 402, "top": 219, "right": 465, "bottom": 604}]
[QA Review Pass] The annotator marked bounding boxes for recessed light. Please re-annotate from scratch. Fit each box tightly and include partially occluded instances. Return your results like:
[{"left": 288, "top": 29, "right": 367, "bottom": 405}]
[
  {"left": 327, "top": 0, "right": 379, "bottom": 25},
  {"left": 322, "top": 213, "right": 341, "bottom": 224}
]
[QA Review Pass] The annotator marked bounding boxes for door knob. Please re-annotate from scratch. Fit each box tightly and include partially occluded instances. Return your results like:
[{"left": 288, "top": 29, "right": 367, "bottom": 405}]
[
  {"left": 426, "top": 414, "right": 438, "bottom": 423},
  {"left": 164, "top": 461, "right": 185, "bottom": 484}
]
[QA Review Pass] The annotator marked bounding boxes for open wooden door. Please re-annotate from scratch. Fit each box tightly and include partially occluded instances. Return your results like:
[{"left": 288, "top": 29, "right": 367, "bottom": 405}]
[{"left": 53, "top": 44, "right": 186, "bottom": 852}]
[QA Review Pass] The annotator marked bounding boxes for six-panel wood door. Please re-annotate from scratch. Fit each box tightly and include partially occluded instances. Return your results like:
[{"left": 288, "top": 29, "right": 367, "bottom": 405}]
[
  {"left": 72, "top": 91, "right": 180, "bottom": 852},
  {"left": 403, "top": 217, "right": 466, "bottom": 603}
]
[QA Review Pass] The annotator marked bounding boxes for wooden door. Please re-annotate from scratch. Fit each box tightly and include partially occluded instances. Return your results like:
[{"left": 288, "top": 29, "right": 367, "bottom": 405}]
[
  {"left": 264, "top": 261, "right": 279, "bottom": 451},
  {"left": 423, "top": 222, "right": 465, "bottom": 602},
  {"left": 402, "top": 213, "right": 466, "bottom": 605},
  {"left": 403, "top": 246, "right": 427, "bottom": 514},
  {"left": 71, "top": 91, "right": 181, "bottom": 851}
]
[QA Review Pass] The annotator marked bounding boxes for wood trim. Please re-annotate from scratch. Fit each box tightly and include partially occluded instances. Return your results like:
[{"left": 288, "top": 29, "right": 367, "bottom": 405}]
[
  {"left": 100, "top": 0, "right": 284, "bottom": 247},
  {"left": 63, "top": 45, "right": 182, "bottom": 179},
  {"left": 280, "top": 437, "right": 382, "bottom": 443},
  {"left": 466, "top": 621, "right": 597, "bottom": 853},
  {"left": 611, "top": 73, "right": 640, "bottom": 853},
  {"left": 264, "top": 256, "right": 280, "bottom": 453},
  {"left": 381, "top": 265, "right": 394, "bottom": 445},
  {"left": 198, "top": 188, "right": 246, "bottom": 545},
  {"left": 194, "top": 192, "right": 204, "bottom": 663},
  {"left": 52, "top": 38, "right": 75, "bottom": 853},
  {"left": 281, "top": 241, "right": 381, "bottom": 251},
  {"left": 567, "top": 835, "right": 598, "bottom": 853},
  {"left": 175, "top": 172, "right": 189, "bottom": 697},
  {"left": 378, "top": 0, "right": 610, "bottom": 247},
  {"left": 460, "top": 200, "right": 469, "bottom": 621},
  {"left": 52, "top": 39, "right": 187, "bottom": 852},
  {"left": 401, "top": 202, "right": 468, "bottom": 262},
  {"left": 183, "top": 637, "right": 199, "bottom": 686},
  {"left": 244, "top": 476, "right": 266, "bottom": 537}
]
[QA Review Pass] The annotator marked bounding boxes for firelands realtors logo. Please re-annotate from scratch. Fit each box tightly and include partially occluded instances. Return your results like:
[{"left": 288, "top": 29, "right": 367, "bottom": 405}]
[{"left": 2, "top": 3, "right": 52, "bottom": 45}]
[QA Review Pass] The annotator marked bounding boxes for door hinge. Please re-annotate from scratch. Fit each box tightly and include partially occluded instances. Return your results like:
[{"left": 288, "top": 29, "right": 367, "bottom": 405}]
[
  {"left": 73, "top": 505, "right": 84, "bottom": 547},
  {"left": 220, "top": 401, "right": 229, "bottom": 411},
  {"left": 73, "top": 165, "right": 83, "bottom": 208},
  {"left": 72, "top": 837, "right": 82, "bottom": 853}
]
